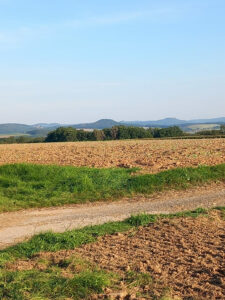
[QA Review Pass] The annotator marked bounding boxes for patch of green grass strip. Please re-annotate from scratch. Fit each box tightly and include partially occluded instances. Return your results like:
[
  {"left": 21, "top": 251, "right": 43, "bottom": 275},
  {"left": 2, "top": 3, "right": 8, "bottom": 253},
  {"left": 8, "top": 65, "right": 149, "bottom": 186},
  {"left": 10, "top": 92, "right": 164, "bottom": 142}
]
[
  {"left": 0, "top": 163, "right": 224, "bottom": 212},
  {"left": 0, "top": 269, "right": 111, "bottom": 300}
]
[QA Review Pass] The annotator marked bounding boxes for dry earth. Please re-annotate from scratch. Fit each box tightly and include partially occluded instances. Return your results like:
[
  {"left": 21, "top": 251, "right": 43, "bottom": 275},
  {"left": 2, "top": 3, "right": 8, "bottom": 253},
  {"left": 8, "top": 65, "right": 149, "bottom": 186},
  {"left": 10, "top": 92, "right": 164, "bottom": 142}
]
[
  {"left": 0, "top": 138, "right": 224, "bottom": 173},
  {"left": 0, "top": 183, "right": 224, "bottom": 250},
  {"left": 77, "top": 210, "right": 225, "bottom": 300}
]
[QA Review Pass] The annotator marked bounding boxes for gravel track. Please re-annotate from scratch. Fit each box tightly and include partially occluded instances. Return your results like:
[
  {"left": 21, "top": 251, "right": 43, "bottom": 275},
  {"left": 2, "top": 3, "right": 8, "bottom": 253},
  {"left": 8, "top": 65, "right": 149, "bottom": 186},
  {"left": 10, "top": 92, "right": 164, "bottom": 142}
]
[{"left": 0, "top": 184, "right": 225, "bottom": 249}]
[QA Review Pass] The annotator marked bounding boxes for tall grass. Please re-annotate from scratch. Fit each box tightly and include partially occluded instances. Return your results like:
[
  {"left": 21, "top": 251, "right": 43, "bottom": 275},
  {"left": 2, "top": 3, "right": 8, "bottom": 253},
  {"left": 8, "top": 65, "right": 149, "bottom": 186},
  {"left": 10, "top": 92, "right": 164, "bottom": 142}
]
[{"left": 0, "top": 163, "right": 224, "bottom": 212}]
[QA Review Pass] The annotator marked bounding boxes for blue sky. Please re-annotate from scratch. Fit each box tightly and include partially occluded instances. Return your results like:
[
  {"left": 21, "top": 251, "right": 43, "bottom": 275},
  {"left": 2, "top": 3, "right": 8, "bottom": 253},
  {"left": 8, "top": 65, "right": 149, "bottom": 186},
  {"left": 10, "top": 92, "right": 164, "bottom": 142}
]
[{"left": 0, "top": 0, "right": 224, "bottom": 124}]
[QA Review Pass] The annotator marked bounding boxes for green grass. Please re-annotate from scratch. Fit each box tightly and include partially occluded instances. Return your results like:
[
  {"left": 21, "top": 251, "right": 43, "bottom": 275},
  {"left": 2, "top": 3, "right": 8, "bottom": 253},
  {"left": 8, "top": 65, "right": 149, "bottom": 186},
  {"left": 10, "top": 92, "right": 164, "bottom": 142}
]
[
  {"left": 0, "top": 207, "right": 224, "bottom": 299},
  {"left": 0, "top": 163, "right": 225, "bottom": 212},
  {"left": 0, "top": 253, "right": 113, "bottom": 299},
  {"left": 0, "top": 267, "right": 111, "bottom": 300}
]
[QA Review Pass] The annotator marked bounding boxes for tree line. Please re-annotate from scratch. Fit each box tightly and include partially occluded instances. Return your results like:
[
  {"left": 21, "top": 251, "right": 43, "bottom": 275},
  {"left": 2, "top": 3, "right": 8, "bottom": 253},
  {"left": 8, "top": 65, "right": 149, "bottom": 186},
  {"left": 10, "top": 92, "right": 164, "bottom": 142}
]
[
  {"left": 0, "top": 125, "right": 224, "bottom": 144},
  {"left": 45, "top": 125, "right": 184, "bottom": 142}
]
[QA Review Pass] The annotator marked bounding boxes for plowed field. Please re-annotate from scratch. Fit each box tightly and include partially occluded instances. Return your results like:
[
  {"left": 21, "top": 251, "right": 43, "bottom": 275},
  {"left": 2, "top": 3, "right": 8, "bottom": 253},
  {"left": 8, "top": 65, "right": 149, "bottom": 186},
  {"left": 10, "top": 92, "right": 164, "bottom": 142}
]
[
  {"left": 0, "top": 139, "right": 224, "bottom": 173},
  {"left": 8, "top": 210, "right": 225, "bottom": 299},
  {"left": 77, "top": 210, "right": 225, "bottom": 299}
]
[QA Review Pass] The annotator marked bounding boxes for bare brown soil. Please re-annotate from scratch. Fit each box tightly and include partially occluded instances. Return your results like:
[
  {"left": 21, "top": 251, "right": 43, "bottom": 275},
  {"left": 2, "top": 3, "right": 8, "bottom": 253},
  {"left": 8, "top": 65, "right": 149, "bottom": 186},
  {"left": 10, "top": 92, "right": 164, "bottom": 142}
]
[
  {"left": 78, "top": 211, "right": 225, "bottom": 300},
  {"left": 8, "top": 210, "right": 225, "bottom": 299},
  {"left": 0, "top": 139, "right": 224, "bottom": 173}
]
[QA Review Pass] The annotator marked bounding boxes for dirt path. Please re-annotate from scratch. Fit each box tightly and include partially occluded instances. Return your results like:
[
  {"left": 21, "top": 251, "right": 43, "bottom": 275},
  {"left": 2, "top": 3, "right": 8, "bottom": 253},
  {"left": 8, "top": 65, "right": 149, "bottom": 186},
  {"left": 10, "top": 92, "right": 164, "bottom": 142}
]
[{"left": 0, "top": 184, "right": 225, "bottom": 249}]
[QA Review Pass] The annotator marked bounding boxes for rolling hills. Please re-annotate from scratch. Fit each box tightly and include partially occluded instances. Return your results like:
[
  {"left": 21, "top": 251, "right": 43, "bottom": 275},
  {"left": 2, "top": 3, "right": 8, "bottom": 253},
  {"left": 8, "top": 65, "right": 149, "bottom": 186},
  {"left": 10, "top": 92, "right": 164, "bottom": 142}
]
[{"left": 0, "top": 117, "right": 224, "bottom": 137}]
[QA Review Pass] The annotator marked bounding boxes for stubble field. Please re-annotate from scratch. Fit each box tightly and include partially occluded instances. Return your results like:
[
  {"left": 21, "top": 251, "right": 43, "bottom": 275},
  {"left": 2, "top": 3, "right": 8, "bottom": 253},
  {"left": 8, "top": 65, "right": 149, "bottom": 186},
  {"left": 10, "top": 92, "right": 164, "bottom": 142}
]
[{"left": 0, "top": 138, "right": 224, "bottom": 173}]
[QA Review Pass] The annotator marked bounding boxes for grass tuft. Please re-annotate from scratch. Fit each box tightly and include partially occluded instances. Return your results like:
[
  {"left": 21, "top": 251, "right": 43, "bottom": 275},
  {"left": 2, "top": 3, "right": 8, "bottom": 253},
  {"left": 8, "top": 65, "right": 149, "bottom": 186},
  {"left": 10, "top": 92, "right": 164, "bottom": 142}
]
[{"left": 126, "top": 213, "right": 158, "bottom": 226}]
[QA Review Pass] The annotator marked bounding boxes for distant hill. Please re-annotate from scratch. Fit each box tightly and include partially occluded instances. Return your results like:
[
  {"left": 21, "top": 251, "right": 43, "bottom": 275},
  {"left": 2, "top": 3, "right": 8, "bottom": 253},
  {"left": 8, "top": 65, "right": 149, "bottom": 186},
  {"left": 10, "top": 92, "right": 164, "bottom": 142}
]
[
  {"left": 26, "top": 128, "right": 53, "bottom": 137},
  {"left": 0, "top": 117, "right": 224, "bottom": 136},
  {"left": 71, "top": 119, "right": 120, "bottom": 129},
  {"left": 186, "top": 117, "right": 225, "bottom": 124},
  {"left": 34, "top": 123, "right": 61, "bottom": 128},
  {"left": 0, "top": 120, "right": 120, "bottom": 137},
  {"left": 122, "top": 117, "right": 225, "bottom": 127},
  {"left": 0, "top": 124, "right": 34, "bottom": 135},
  {"left": 122, "top": 118, "right": 186, "bottom": 127}
]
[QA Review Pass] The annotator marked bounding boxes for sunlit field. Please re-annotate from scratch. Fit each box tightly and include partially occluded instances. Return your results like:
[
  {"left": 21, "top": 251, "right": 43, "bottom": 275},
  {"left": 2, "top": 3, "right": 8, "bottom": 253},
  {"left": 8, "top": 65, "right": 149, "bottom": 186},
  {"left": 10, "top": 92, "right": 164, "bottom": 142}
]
[{"left": 0, "top": 138, "right": 224, "bottom": 173}]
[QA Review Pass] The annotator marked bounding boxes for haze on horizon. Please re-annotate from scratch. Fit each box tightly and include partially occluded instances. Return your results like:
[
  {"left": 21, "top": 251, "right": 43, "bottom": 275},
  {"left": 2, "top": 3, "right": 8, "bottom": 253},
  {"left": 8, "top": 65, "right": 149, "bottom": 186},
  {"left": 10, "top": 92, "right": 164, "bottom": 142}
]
[{"left": 0, "top": 0, "right": 224, "bottom": 124}]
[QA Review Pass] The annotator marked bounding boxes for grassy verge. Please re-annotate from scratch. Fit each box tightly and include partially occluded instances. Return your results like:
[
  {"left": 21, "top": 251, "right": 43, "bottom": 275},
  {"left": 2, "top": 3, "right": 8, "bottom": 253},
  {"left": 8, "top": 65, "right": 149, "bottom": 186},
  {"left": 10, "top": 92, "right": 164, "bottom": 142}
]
[
  {"left": 0, "top": 207, "right": 224, "bottom": 299},
  {"left": 0, "top": 163, "right": 225, "bottom": 212}
]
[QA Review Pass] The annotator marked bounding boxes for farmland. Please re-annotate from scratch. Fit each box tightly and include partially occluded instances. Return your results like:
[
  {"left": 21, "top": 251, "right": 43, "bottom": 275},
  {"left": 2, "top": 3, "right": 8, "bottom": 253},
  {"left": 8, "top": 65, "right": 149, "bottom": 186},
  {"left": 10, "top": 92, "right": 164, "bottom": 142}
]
[
  {"left": 181, "top": 123, "right": 221, "bottom": 133},
  {"left": 0, "top": 208, "right": 224, "bottom": 299},
  {"left": 0, "top": 138, "right": 224, "bottom": 173},
  {"left": 0, "top": 133, "right": 30, "bottom": 138},
  {"left": 0, "top": 138, "right": 225, "bottom": 299},
  {"left": 76, "top": 209, "right": 225, "bottom": 299}
]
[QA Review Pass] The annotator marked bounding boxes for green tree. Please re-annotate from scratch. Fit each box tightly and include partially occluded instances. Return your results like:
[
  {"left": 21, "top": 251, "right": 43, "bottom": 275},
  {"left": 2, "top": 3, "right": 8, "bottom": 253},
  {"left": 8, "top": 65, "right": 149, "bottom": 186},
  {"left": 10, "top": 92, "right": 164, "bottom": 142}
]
[
  {"left": 153, "top": 126, "right": 184, "bottom": 138},
  {"left": 93, "top": 129, "right": 105, "bottom": 141},
  {"left": 77, "top": 130, "right": 88, "bottom": 141},
  {"left": 220, "top": 125, "right": 225, "bottom": 134},
  {"left": 45, "top": 127, "right": 77, "bottom": 142},
  {"left": 110, "top": 126, "right": 119, "bottom": 140},
  {"left": 103, "top": 128, "right": 112, "bottom": 140}
]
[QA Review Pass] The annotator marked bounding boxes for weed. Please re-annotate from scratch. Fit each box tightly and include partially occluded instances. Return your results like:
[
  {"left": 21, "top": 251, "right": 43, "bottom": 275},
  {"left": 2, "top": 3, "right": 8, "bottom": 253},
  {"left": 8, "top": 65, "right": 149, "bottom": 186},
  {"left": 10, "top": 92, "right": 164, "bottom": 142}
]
[{"left": 125, "top": 271, "right": 152, "bottom": 286}]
